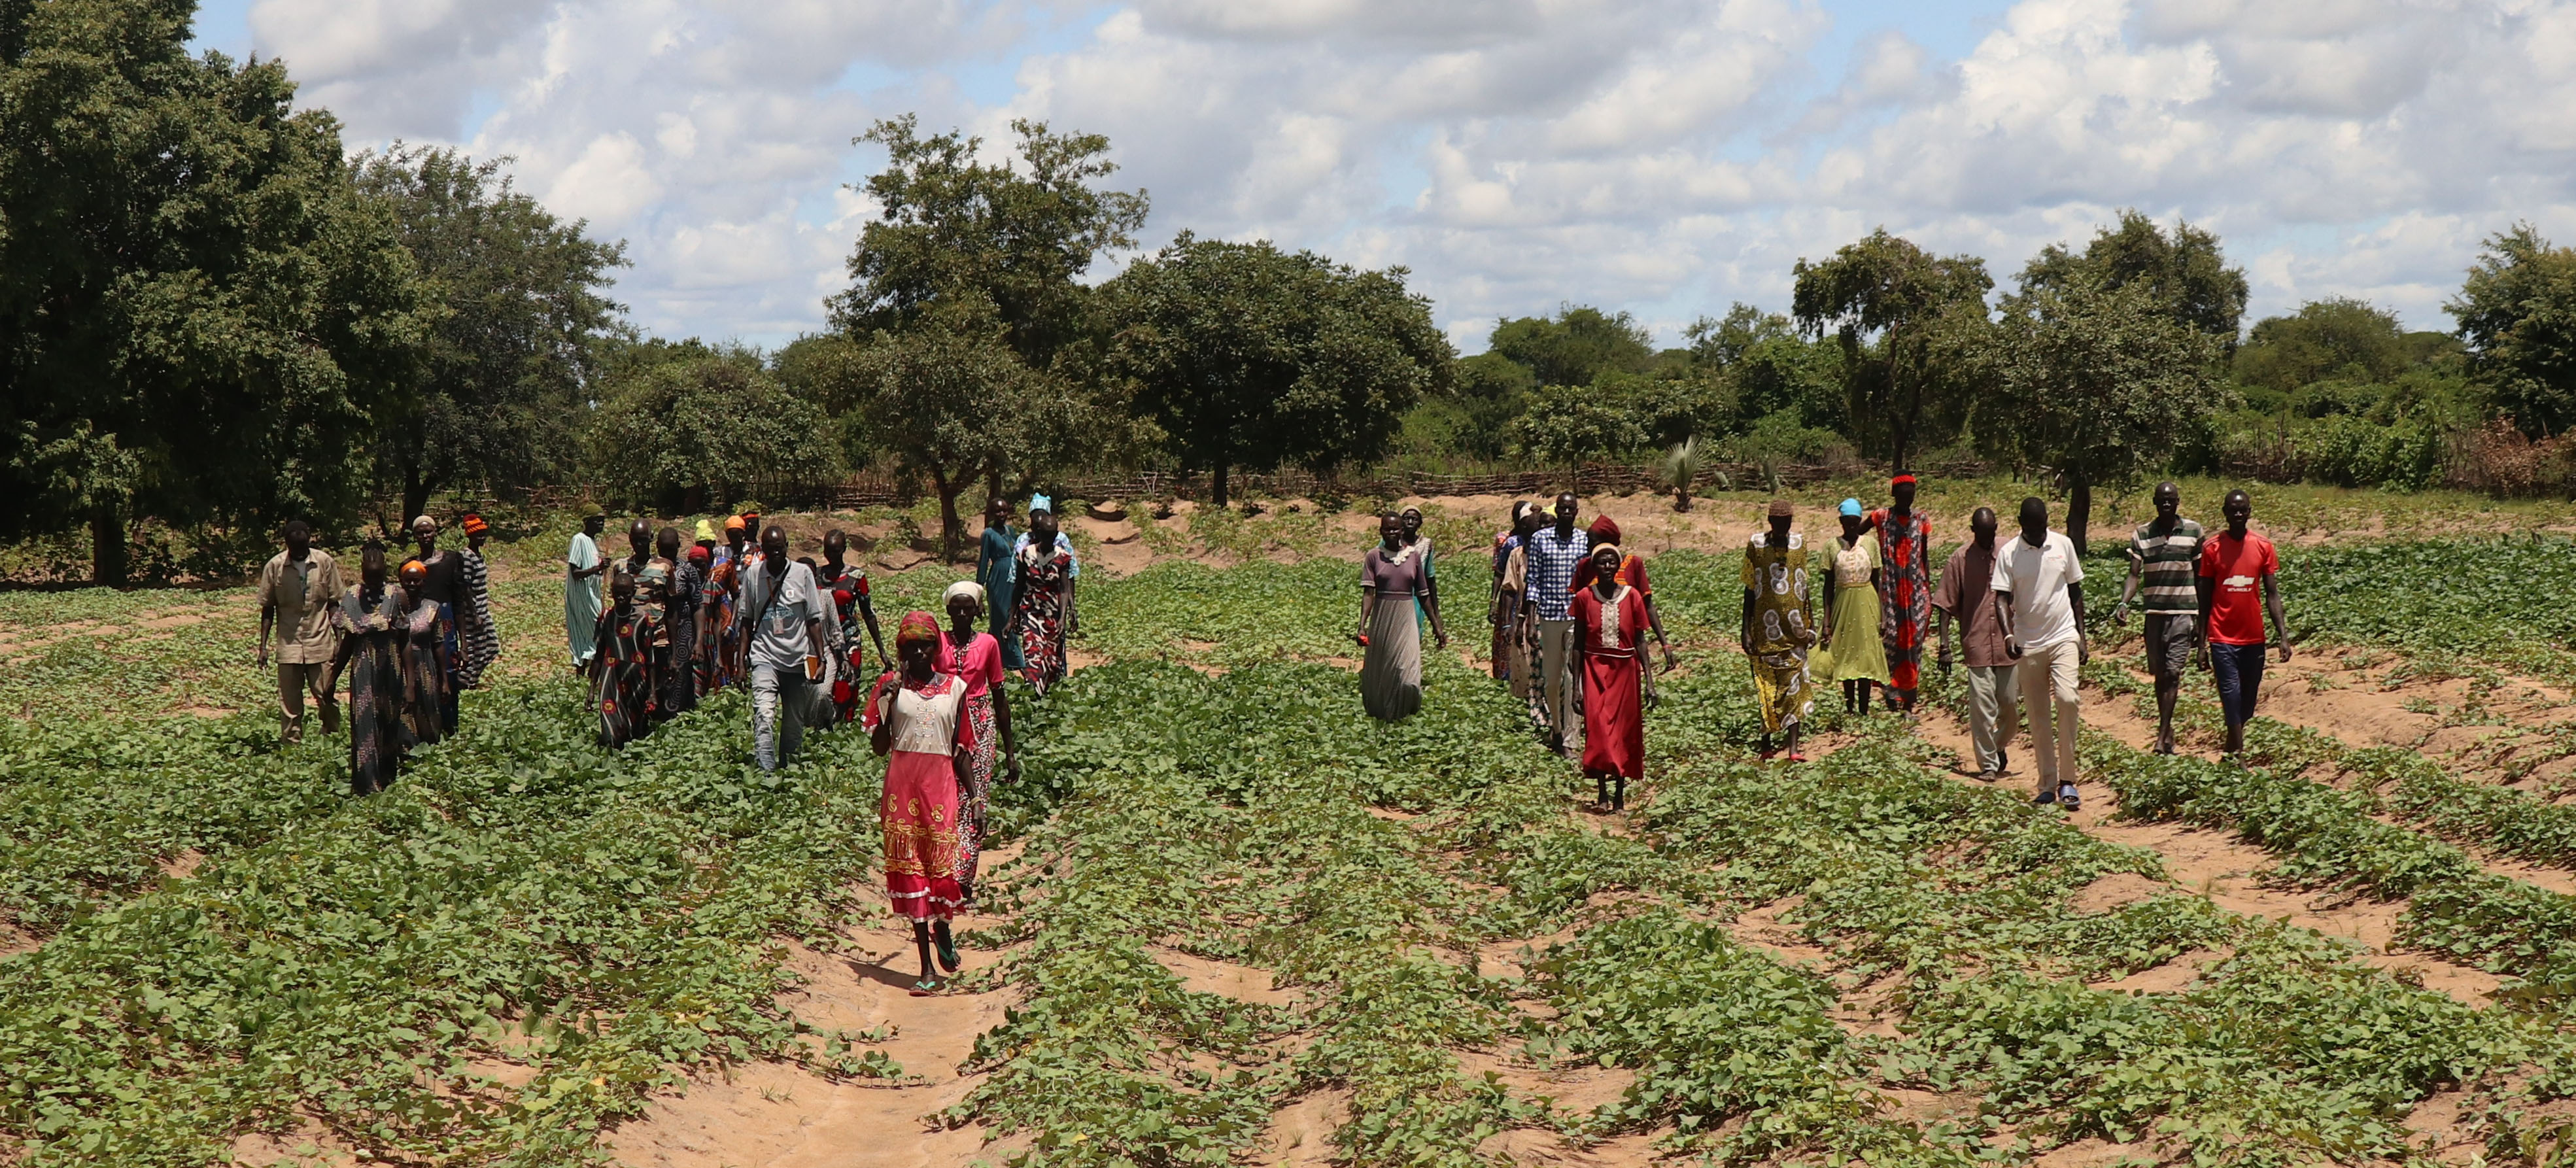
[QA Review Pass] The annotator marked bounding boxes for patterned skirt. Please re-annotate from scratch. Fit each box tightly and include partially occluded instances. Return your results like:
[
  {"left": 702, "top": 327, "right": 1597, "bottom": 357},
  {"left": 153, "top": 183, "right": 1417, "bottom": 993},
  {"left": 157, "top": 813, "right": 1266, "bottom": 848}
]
[
  {"left": 882, "top": 749, "right": 965, "bottom": 921},
  {"left": 1750, "top": 649, "right": 1813, "bottom": 736},
  {"left": 955, "top": 691, "right": 999, "bottom": 895}
]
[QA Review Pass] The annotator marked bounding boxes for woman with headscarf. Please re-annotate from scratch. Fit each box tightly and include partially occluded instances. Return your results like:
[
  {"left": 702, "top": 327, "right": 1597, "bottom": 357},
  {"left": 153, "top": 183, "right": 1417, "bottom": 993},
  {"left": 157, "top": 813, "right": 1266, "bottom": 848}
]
[
  {"left": 1742, "top": 500, "right": 1819, "bottom": 761},
  {"left": 708, "top": 516, "right": 753, "bottom": 692},
  {"left": 1398, "top": 504, "right": 1437, "bottom": 640},
  {"left": 1817, "top": 498, "right": 1890, "bottom": 714},
  {"left": 1359, "top": 512, "right": 1447, "bottom": 720},
  {"left": 587, "top": 565, "right": 657, "bottom": 747},
  {"left": 1572, "top": 543, "right": 1649, "bottom": 811},
  {"left": 1865, "top": 473, "right": 1932, "bottom": 714},
  {"left": 691, "top": 520, "right": 722, "bottom": 696},
  {"left": 455, "top": 513, "right": 501, "bottom": 689},
  {"left": 396, "top": 558, "right": 447, "bottom": 750},
  {"left": 326, "top": 540, "right": 410, "bottom": 795},
  {"left": 1566, "top": 515, "right": 1681, "bottom": 683},
  {"left": 663, "top": 528, "right": 705, "bottom": 717},
  {"left": 1490, "top": 502, "right": 1537, "bottom": 686},
  {"left": 1013, "top": 496, "right": 1078, "bottom": 696},
  {"left": 977, "top": 498, "right": 1026, "bottom": 672},
  {"left": 940, "top": 580, "right": 1020, "bottom": 907},
  {"left": 865, "top": 611, "right": 972, "bottom": 995},
  {"left": 409, "top": 515, "right": 464, "bottom": 732}
]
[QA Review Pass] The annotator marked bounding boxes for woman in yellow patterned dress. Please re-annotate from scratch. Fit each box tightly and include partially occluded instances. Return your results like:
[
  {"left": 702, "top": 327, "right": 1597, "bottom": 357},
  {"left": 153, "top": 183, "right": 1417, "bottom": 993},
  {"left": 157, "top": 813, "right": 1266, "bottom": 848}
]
[{"left": 1740, "top": 500, "right": 1819, "bottom": 761}]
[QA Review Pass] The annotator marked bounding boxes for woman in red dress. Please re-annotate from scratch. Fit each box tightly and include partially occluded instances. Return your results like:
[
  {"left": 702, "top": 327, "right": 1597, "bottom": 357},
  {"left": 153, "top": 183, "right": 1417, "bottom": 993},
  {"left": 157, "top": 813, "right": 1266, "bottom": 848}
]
[
  {"left": 865, "top": 611, "right": 972, "bottom": 995},
  {"left": 1571, "top": 543, "right": 1651, "bottom": 811}
]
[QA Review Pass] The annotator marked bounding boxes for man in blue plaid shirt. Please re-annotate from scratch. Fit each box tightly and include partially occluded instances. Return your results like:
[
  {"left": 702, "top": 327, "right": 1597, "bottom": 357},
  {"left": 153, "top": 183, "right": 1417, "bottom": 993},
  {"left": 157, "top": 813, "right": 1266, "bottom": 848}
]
[{"left": 1523, "top": 492, "right": 1590, "bottom": 754}]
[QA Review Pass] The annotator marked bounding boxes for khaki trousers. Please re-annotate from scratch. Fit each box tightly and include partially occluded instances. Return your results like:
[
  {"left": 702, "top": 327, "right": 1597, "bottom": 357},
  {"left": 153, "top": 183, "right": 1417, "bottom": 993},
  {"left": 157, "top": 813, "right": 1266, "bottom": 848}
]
[
  {"left": 1961, "top": 664, "right": 2019, "bottom": 776},
  {"left": 2017, "top": 642, "right": 2082, "bottom": 791},
  {"left": 278, "top": 661, "right": 339, "bottom": 743},
  {"left": 1536, "top": 619, "right": 1580, "bottom": 750}
]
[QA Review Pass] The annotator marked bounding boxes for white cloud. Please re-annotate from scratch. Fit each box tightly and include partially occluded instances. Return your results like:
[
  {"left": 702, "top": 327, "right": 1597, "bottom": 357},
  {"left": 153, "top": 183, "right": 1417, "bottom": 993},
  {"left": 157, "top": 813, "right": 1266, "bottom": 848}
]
[{"left": 249, "top": 0, "right": 2576, "bottom": 347}]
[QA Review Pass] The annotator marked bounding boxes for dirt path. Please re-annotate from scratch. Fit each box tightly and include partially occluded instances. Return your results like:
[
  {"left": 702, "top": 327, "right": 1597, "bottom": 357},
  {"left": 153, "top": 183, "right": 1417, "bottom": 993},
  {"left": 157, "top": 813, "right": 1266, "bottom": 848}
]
[{"left": 1912, "top": 704, "right": 2505, "bottom": 1005}]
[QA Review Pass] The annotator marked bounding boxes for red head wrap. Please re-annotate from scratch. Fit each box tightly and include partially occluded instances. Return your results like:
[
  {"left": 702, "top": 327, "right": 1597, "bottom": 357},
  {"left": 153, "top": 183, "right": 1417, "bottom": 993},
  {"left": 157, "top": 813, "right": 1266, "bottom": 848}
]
[
  {"left": 1890, "top": 473, "right": 1917, "bottom": 487},
  {"left": 460, "top": 513, "right": 489, "bottom": 536},
  {"left": 895, "top": 610, "right": 941, "bottom": 647}
]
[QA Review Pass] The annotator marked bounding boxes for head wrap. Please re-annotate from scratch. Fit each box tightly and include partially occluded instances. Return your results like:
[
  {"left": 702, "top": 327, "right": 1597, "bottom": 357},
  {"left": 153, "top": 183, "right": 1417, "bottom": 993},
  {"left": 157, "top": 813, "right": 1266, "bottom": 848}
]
[
  {"left": 1767, "top": 499, "right": 1795, "bottom": 519},
  {"left": 687, "top": 545, "right": 710, "bottom": 565},
  {"left": 1029, "top": 493, "right": 1054, "bottom": 515},
  {"left": 1838, "top": 498, "right": 1863, "bottom": 517},
  {"left": 1591, "top": 543, "right": 1624, "bottom": 566},
  {"left": 943, "top": 579, "right": 987, "bottom": 611},
  {"left": 411, "top": 514, "right": 436, "bottom": 532},
  {"left": 1401, "top": 505, "right": 1424, "bottom": 519},
  {"left": 460, "top": 513, "right": 489, "bottom": 536},
  {"left": 695, "top": 519, "right": 719, "bottom": 544},
  {"left": 724, "top": 515, "right": 747, "bottom": 532},
  {"left": 1891, "top": 473, "right": 1917, "bottom": 487},
  {"left": 1587, "top": 515, "right": 1621, "bottom": 543},
  {"left": 1508, "top": 500, "right": 1531, "bottom": 524},
  {"left": 895, "top": 610, "right": 942, "bottom": 647},
  {"left": 398, "top": 559, "right": 426, "bottom": 585}
]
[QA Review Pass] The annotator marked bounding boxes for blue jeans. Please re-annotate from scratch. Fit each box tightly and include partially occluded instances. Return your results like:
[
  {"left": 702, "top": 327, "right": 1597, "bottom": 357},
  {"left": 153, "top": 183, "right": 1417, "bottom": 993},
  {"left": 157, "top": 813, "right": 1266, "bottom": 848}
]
[{"left": 2210, "top": 642, "right": 2267, "bottom": 728}]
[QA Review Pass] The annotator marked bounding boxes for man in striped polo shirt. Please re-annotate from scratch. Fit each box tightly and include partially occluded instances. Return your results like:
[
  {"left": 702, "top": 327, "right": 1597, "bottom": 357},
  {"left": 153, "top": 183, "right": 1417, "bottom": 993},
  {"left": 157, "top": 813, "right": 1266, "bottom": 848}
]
[{"left": 2112, "top": 481, "right": 2202, "bottom": 755}]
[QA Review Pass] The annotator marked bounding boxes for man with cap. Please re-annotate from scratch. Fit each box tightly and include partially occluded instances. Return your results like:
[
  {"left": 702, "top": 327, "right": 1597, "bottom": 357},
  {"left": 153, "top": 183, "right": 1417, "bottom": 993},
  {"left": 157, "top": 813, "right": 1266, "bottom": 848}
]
[
  {"left": 455, "top": 513, "right": 500, "bottom": 690},
  {"left": 1992, "top": 496, "right": 2087, "bottom": 809},
  {"left": 1522, "top": 492, "right": 1590, "bottom": 755},
  {"left": 1864, "top": 473, "right": 1932, "bottom": 715},
  {"left": 565, "top": 510, "right": 608, "bottom": 669},
  {"left": 1742, "top": 499, "right": 1818, "bottom": 759},
  {"left": 258, "top": 519, "right": 345, "bottom": 743}
]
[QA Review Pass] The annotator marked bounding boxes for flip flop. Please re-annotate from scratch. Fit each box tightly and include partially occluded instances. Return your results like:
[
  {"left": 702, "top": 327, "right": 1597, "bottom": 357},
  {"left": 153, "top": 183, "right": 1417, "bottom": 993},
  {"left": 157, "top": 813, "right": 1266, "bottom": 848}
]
[
  {"left": 908, "top": 978, "right": 941, "bottom": 997},
  {"left": 1785, "top": 752, "right": 1810, "bottom": 763}
]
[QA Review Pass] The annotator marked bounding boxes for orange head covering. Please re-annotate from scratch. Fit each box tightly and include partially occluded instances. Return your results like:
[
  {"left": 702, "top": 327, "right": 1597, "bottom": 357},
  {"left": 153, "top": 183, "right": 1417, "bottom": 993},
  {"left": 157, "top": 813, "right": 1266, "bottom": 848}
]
[
  {"left": 723, "top": 515, "right": 747, "bottom": 533},
  {"left": 460, "top": 513, "right": 489, "bottom": 536},
  {"left": 895, "top": 610, "right": 942, "bottom": 647},
  {"left": 398, "top": 559, "right": 426, "bottom": 587},
  {"left": 1587, "top": 515, "right": 1621, "bottom": 543}
]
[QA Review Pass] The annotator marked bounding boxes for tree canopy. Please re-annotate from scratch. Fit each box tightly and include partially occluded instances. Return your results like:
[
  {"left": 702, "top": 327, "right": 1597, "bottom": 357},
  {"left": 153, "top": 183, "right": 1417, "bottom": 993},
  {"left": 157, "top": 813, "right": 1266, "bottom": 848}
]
[
  {"left": 1792, "top": 230, "right": 1993, "bottom": 470},
  {"left": 1983, "top": 273, "right": 2225, "bottom": 553},
  {"left": 1103, "top": 235, "right": 1452, "bottom": 506},
  {"left": 1486, "top": 306, "right": 1655, "bottom": 389},
  {"left": 2449, "top": 223, "right": 2576, "bottom": 438},
  {"left": 357, "top": 144, "right": 627, "bottom": 523},
  {"left": 585, "top": 350, "right": 837, "bottom": 511},
  {"left": 2018, "top": 210, "right": 2247, "bottom": 354},
  {"left": 0, "top": 0, "right": 428, "bottom": 581},
  {"left": 2234, "top": 298, "right": 2410, "bottom": 396}
]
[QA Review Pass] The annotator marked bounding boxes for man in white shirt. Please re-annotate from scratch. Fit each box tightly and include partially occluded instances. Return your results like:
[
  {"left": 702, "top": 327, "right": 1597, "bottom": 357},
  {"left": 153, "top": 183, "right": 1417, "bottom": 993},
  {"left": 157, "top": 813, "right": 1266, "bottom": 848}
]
[
  {"left": 1991, "top": 497, "right": 2088, "bottom": 809},
  {"left": 740, "top": 525, "right": 828, "bottom": 772}
]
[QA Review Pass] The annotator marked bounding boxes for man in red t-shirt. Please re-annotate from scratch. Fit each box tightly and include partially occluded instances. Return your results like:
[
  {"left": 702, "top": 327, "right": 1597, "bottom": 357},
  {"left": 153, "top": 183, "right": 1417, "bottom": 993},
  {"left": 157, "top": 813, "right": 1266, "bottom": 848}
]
[{"left": 2196, "top": 489, "right": 2292, "bottom": 755}]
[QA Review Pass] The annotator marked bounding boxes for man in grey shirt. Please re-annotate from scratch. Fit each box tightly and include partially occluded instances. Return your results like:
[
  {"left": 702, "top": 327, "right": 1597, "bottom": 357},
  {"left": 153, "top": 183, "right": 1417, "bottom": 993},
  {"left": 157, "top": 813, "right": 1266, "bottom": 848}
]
[{"left": 740, "top": 524, "right": 828, "bottom": 771}]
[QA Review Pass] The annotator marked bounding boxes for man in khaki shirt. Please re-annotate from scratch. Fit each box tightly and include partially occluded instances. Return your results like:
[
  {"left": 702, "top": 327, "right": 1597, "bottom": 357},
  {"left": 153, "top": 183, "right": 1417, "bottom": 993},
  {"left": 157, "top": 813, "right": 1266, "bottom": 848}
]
[{"left": 258, "top": 520, "right": 345, "bottom": 742}]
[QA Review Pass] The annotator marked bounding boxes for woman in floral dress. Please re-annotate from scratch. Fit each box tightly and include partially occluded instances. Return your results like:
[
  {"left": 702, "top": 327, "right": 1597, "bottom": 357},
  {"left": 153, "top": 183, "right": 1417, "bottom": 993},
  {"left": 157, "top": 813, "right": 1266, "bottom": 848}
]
[
  {"left": 1012, "top": 502, "right": 1077, "bottom": 696},
  {"left": 939, "top": 581, "right": 1019, "bottom": 907},
  {"left": 396, "top": 559, "right": 446, "bottom": 750},
  {"left": 865, "top": 612, "right": 972, "bottom": 995},
  {"left": 587, "top": 566, "right": 657, "bottom": 748}
]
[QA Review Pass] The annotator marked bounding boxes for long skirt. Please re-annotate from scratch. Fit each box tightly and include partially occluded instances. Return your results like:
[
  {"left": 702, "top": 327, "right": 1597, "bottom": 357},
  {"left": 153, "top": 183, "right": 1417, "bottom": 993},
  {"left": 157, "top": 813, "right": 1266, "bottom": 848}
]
[
  {"left": 346, "top": 634, "right": 407, "bottom": 794},
  {"left": 1750, "top": 649, "right": 1813, "bottom": 736},
  {"left": 1816, "top": 587, "right": 1891, "bottom": 683},
  {"left": 955, "top": 692, "right": 998, "bottom": 897},
  {"left": 400, "top": 639, "right": 444, "bottom": 749},
  {"left": 1582, "top": 651, "right": 1645, "bottom": 780},
  {"left": 986, "top": 574, "right": 1025, "bottom": 672},
  {"left": 1362, "top": 592, "right": 1423, "bottom": 721},
  {"left": 882, "top": 749, "right": 965, "bottom": 921},
  {"left": 662, "top": 615, "right": 698, "bottom": 715}
]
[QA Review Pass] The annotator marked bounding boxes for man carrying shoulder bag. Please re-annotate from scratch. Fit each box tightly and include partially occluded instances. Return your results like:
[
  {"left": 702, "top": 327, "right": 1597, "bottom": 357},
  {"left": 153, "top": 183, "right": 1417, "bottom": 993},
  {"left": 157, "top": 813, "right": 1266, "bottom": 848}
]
[{"left": 742, "top": 524, "right": 829, "bottom": 772}]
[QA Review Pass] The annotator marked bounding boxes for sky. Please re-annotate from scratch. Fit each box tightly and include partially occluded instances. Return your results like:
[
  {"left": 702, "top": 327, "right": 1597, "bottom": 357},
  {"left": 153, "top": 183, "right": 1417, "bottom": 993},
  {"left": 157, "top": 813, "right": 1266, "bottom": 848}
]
[{"left": 188, "top": 0, "right": 2576, "bottom": 353}]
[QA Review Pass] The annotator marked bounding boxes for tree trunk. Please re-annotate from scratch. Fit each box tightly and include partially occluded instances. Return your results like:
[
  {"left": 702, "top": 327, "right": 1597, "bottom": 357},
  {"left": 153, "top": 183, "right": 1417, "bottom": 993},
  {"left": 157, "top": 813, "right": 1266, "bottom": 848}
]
[
  {"left": 401, "top": 468, "right": 432, "bottom": 531},
  {"left": 933, "top": 470, "right": 966, "bottom": 563},
  {"left": 92, "top": 504, "right": 128, "bottom": 587},
  {"left": 1211, "top": 463, "right": 1230, "bottom": 509},
  {"left": 2067, "top": 469, "right": 2093, "bottom": 557}
]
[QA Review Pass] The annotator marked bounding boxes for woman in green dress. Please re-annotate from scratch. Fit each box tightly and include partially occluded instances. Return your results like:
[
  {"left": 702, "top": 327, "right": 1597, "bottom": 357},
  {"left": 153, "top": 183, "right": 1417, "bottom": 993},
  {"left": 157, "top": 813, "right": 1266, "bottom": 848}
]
[
  {"left": 1817, "top": 498, "right": 1890, "bottom": 713},
  {"left": 976, "top": 497, "right": 1025, "bottom": 671}
]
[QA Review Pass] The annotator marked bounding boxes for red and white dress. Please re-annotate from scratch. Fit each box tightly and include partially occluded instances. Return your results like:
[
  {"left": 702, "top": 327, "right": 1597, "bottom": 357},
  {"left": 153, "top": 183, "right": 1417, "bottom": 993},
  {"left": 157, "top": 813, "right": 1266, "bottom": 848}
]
[
  {"left": 864, "top": 672, "right": 967, "bottom": 921},
  {"left": 1571, "top": 583, "right": 1649, "bottom": 780}
]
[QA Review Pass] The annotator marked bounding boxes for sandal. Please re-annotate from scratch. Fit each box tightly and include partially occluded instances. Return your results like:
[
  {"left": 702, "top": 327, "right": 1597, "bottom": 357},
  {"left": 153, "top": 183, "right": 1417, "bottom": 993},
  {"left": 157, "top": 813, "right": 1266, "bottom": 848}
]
[
  {"left": 936, "top": 936, "right": 962, "bottom": 974},
  {"left": 908, "top": 978, "right": 942, "bottom": 997}
]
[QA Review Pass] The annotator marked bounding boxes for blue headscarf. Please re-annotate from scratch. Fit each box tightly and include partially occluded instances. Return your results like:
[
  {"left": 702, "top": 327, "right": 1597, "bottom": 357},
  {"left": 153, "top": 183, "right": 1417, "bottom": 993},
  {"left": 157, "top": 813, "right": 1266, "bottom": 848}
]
[
  {"left": 1838, "top": 498, "right": 1863, "bottom": 517},
  {"left": 1029, "top": 493, "right": 1054, "bottom": 515}
]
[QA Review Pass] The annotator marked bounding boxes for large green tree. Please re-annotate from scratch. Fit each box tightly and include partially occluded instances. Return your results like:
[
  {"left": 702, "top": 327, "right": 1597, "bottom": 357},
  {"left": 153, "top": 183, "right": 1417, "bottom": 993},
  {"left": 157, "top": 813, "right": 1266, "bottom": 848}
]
[
  {"left": 1486, "top": 305, "right": 1655, "bottom": 388},
  {"left": 0, "top": 0, "right": 428, "bottom": 581},
  {"left": 357, "top": 145, "right": 627, "bottom": 523},
  {"left": 829, "top": 114, "right": 1148, "bottom": 369},
  {"left": 1983, "top": 273, "right": 2225, "bottom": 553},
  {"left": 2233, "top": 297, "right": 2409, "bottom": 397},
  {"left": 2018, "top": 210, "right": 2248, "bottom": 354},
  {"left": 842, "top": 326, "right": 1039, "bottom": 560},
  {"left": 1102, "top": 235, "right": 1453, "bottom": 506},
  {"left": 1791, "top": 230, "right": 1993, "bottom": 469},
  {"left": 2448, "top": 223, "right": 2576, "bottom": 437},
  {"left": 585, "top": 349, "right": 837, "bottom": 511}
]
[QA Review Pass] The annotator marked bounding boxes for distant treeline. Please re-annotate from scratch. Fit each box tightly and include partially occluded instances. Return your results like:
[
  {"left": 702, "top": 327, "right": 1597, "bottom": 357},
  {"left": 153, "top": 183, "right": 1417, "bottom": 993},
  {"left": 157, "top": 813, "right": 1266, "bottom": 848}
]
[{"left": 10, "top": 1, "right": 2576, "bottom": 582}]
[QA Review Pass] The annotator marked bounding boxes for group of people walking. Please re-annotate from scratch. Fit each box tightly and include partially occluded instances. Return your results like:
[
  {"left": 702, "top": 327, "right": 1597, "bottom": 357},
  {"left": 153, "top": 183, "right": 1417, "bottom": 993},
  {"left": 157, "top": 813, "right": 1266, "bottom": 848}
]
[
  {"left": 256, "top": 514, "right": 499, "bottom": 794},
  {"left": 1378, "top": 475, "right": 2290, "bottom": 814}
]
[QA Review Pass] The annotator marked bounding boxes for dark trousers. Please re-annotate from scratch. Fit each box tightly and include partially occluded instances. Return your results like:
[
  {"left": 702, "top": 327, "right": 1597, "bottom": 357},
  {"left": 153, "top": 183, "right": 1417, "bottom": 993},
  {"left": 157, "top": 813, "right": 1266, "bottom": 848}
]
[{"left": 2210, "top": 641, "right": 2267, "bottom": 728}]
